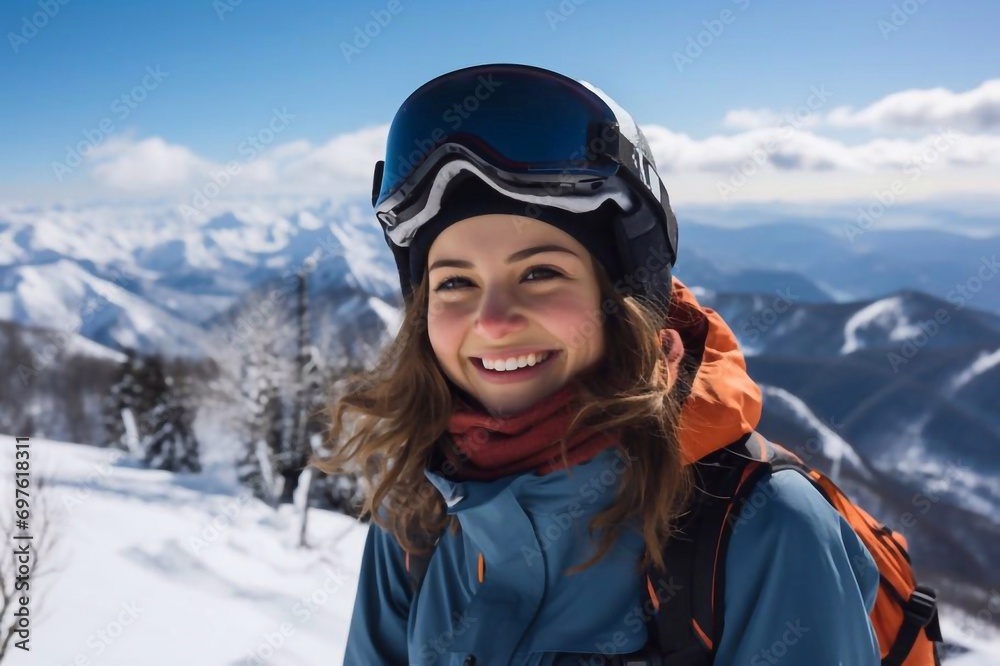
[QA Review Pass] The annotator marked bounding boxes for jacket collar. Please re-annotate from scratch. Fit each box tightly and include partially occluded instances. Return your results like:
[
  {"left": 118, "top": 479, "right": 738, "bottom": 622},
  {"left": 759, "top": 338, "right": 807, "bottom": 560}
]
[{"left": 669, "top": 277, "right": 763, "bottom": 464}]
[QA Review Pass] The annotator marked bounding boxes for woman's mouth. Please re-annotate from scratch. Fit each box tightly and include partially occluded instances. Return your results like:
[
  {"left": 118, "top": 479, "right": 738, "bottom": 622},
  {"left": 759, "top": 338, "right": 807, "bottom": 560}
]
[{"left": 471, "top": 350, "right": 560, "bottom": 384}]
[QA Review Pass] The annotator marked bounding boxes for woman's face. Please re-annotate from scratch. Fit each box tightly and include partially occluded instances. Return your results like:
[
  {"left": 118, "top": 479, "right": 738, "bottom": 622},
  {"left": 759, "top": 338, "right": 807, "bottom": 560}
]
[{"left": 426, "top": 214, "right": 605, "bottom": 416}]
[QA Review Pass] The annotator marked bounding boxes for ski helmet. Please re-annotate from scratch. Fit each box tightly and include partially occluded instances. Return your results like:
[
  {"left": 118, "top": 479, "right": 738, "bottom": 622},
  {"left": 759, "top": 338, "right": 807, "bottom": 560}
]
[{"left": 371, "top": 63, "right": 678, "bottom": 314}]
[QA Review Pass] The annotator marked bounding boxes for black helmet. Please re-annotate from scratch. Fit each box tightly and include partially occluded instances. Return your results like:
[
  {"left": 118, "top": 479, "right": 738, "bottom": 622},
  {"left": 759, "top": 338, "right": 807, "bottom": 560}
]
[{"left": 372, "top": 63, "right": 678, "bottom": 313}]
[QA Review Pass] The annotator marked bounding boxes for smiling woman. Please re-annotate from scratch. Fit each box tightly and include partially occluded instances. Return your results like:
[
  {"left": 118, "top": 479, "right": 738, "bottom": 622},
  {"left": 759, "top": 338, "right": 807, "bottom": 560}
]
[{"left": 311, "top": 63, "right": 917, "bottom": 666}]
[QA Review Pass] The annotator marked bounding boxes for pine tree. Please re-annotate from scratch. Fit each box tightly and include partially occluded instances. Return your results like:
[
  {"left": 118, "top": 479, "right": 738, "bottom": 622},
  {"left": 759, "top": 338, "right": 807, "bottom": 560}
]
[
  {"left": 305, "top": 348, "right": 366, "bottom": 518},
  {"left": 137, "top": 355, "right": 202, "bottom": 474},
  {"left": 279, "top": 274, "right": 317, "bottom": 505},
  {"left": 235, "top": 332, "right": 287, "bottom": 506},
  {"left": 102, "top": 348, "right": 143, "bottom": 451}
]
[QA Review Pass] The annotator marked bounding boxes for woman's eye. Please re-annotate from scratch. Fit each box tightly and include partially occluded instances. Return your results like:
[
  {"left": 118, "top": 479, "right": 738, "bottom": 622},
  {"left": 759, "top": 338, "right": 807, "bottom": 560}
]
[
  {"left": 434, "top": 276, "right": 471, "bottom": 292},
  {"left": 523, "top": 266, "right": 562, "bottom": 282},
  {"left": 433, "top": 267, "right": 563, "bottom": 293}
]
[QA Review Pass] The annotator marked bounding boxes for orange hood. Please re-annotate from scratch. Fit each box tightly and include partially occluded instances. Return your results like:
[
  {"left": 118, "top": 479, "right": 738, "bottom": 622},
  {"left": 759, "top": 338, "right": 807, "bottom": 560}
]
[{"left": 667, "top": 277, "right": 763, "bottom": 464}]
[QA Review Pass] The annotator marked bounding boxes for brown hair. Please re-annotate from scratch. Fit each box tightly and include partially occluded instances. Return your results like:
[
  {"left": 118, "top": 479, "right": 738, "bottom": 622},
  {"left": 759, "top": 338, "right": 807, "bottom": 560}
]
[{"left": 310, "top": 257, "right": 693, "bottom": 574}]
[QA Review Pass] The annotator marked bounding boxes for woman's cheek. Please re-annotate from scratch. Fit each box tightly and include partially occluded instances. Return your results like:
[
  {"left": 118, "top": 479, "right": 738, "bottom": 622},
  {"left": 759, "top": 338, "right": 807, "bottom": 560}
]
[{"left": 427, "top": 307, "right": 465, "bottom": 357}]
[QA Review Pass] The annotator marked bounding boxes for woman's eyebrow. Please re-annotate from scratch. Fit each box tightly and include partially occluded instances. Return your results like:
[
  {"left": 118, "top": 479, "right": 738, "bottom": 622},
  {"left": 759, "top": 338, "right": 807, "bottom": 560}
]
[{"left": 427, "top": 244, "right": 579, "bottom": 272}]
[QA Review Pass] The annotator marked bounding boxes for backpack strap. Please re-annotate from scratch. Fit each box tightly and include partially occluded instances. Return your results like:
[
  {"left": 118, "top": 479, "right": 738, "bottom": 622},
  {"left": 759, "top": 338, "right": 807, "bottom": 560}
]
[
  {"left": 883, "top": 584, "right": 942, "bottom": 665},
  {"left": 644, "top": 431, "right": 773, "bottom": 663}
]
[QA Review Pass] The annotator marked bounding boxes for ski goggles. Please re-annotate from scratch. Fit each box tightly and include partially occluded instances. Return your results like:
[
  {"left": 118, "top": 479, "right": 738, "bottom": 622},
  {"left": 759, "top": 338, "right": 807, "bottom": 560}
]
[{"left": 371, "top": 63, "right": 671, "bottom": 251}]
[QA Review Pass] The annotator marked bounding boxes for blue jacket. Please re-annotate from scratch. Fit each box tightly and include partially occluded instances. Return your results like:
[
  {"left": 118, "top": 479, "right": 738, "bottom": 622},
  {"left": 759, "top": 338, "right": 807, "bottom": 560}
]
[{"left": 343, "top": 279, "right": 882, "bottom": 665}]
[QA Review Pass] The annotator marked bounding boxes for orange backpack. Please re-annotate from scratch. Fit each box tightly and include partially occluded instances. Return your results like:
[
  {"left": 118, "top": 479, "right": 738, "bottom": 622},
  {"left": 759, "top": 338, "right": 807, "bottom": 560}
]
[{"left": 640, "top": 430, "right": 943, "bottom": 665}]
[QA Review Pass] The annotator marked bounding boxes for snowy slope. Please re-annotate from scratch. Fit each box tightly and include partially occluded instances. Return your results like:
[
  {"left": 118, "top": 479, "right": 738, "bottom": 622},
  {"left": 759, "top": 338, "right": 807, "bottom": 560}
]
[
  {"left": 948, "top": 347, "right": 1000, "bottom": 393},
  {"left": 0, "top": 436, "right": 368, "bottom": 666},
  {"left": 0, "top": 259, "right": 216, "bottom": 357},
  {"left": 759, "top": 384, "right": 873, "bottom": 481},
  {"left": 938, "top": 605, "right": 1000, "bottom": 665},
  {"left": 841, "top": 296, "right": 914, "bottom": 354}
]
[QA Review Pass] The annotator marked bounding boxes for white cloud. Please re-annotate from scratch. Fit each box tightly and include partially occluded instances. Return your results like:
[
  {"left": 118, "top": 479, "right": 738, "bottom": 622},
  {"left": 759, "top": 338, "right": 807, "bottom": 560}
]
[
  {"left": 275, "top": 124, "right": 387, "bottom": 194},
  {"left": 88, "top": 136, "right": 214, "bottom": 192},
  {"left": 826, "top": 78, "right": 1000, "bottom": 132},
  {"left": 80, "top": 124, "right": 389, "bottom": 200},
  {"left": 722, "top": 79, "right": 1000, "bottom": 135},
  {"left": 644, "top": 124, "right": 1000, "bottom": 175},
  {"left": 643, "top": 124, "right": 869, "bottom": 173},
  {"left": 28, "top": 77, "right": 1000, "bottom": 208}
]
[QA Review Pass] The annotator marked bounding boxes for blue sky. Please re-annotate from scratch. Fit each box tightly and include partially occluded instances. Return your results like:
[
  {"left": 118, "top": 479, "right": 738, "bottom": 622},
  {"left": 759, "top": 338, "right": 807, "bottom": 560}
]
[{"left": 2, "top": 0, "right": 998, "bottom": 210}]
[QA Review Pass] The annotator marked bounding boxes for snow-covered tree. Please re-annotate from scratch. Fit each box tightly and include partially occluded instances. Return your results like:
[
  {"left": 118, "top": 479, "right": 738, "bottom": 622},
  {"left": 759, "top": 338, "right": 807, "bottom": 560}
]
[
  {"left": 135, "top": 355, "right": 202, "bottom": 473},
  {"left": 102, "top": 347, "right": 143, "bottom": 451},
  {"left": 235, "top": 334, "right": 288, "bottom": 506},
  {"left": 103, "top": 351, "right": 201, "bottom": 473}
]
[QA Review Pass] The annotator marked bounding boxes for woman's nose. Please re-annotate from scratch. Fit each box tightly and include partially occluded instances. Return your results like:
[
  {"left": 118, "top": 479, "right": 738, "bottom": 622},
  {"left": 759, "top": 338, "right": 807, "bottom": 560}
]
[{"left": 473, "top": 287, "right": 526, "bottom": 339}]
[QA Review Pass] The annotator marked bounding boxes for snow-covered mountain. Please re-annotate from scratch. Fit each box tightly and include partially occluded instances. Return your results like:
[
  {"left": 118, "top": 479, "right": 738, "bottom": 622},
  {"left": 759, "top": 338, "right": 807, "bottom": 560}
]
[
  {"left": 0, "top": 197, "right": 403, "bottom": 357},
  {"left": 681, "top": 221, "right": 1000, "bottom": 311},
  {"left": 699, "top": 289, "right": 1000, "bottom": 357},
  {"left": 758, "top": 385, "right": 873, "bottom": 482},
  {"left": 0, "top": 258, "right": 216, "bottom": 356}
]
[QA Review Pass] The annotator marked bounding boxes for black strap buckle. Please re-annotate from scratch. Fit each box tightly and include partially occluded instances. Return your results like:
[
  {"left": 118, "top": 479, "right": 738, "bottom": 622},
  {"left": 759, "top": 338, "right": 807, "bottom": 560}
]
[{"left": 904, "top": 585, "right": 938, "bottom": 628}]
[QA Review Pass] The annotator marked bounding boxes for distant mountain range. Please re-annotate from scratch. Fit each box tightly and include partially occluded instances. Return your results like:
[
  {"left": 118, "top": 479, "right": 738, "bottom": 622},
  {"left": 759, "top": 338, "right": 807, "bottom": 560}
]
[
  {"left": 2, "top": 197, "right": 997, "bottom": 356},
  {"left": 678, "top": 221, "right": 1000, "bottom": 310}
]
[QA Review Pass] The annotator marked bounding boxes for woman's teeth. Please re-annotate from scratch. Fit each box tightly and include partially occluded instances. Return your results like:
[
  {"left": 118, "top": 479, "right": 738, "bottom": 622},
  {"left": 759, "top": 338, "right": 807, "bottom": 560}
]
[{"left": 481, "top": 351, "right": 552, "bottom": 372}]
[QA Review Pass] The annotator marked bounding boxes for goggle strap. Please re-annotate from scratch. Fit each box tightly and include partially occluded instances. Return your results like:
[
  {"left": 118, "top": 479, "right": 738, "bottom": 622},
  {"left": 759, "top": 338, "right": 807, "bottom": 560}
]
[{"left": 372, "top": 160, "right": 385, "bottom": 208}]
